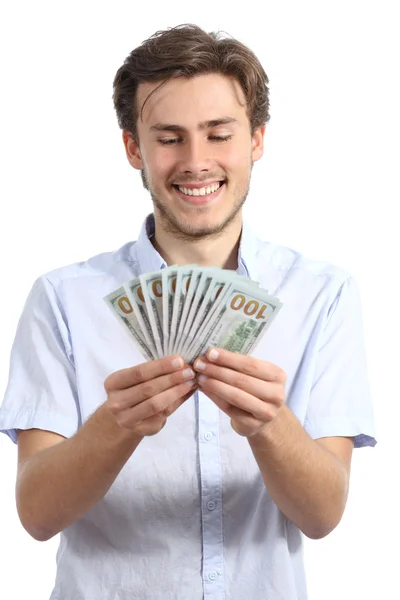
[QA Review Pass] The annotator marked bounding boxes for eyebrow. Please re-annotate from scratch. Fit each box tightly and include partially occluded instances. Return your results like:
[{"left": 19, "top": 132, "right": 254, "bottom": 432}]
[{"left": 149, "top": 117, "right": 238, "bottom": 133}]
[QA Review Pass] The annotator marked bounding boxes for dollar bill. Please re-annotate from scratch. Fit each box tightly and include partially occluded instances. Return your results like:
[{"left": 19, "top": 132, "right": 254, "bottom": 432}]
[
  {"left": 168, "top": 265, "right": 195, "bottom": 355},
  {"left": 180, "top": 271, "right": 246, "bottom": 358},
  {"left": 103, "top": 286, "right": 155, "bottom": 360},
  {"left": 162, "top": 266, "right": 178, "bottom": 356},
  {"left": 139, "top": 270, "right": 165, "bottom": 359},
  {"left": 173, "top": 267, "right": 203, "bottom": 354},
  {"left": 176, "top": 267, "right": 260, "bottom": 355},
  {"left": 177, "top": 269, "right": 218, "bottom": 356},
  {"left": 187, "top": 283, "right": 283, "bottom": 363},
  {"left": 123, "top": 277, "right": 158, "bottom": 358},
  {"left": 197, "top": 272, "right": 260, "bottom": 334},
  {"left": 105, "top": 265, "right": 282, "bottom": 365}
]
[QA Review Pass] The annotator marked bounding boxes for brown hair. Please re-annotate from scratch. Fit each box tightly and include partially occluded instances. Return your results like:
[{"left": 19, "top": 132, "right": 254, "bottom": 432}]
[{"left": 112, "top": 23, "right": 270, "bottom": 142}]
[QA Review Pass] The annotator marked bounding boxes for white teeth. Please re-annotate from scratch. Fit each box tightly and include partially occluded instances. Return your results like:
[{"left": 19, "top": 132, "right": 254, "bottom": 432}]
[{"left": 177, "top": 182, "right": 222, "bottom": 196}]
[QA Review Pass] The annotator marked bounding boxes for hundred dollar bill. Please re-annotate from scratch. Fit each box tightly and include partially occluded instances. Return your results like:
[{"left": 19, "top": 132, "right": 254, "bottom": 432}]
[
  {"left": 173, "top": 267, "right": 256, "bottom": 356},
  {"left": 168, "top": 265, "right": 196, "bottom": 355},
  {"left": 173, "top": 266, "right": 203, "bottom": 354},
  {"left": 175, "top": 267, "right": 226, "bottom": 355},
  {"left": 139, "top": 270, "right": 165, "bottom": 359},
  {"left": 123, "top": 276, "right": 158, "bottom": 358},
  {"left": 180, "top": 271, "right": 248, "bottom": 357},
  {"left": 103, "top": 286, "right": 155, "bottom": 360},
  {"left": 195, "top": 272, "right": 261, "bottom": 336},
  {"left": 180, "top": 272, "right": 234, "bottom": 357},
  {"left": 177, "top": 269, "right": 218, "bottom": 355},
  {"left": 186, "top": 284, "right": 283, "bottom": 363},
  {"left": 162, "top": 266, "right": 178, "bottom": 356}
]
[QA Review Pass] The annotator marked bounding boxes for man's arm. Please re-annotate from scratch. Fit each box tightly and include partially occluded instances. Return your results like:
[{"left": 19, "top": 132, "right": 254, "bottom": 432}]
[
  {"left": 193, "top": 348, "right": 355, "bottom": 540},
  {"left": 16, "top": 402, "right": 144, "bottom": 542},
  {"left": 16, "top": 356, "right": 196, "bottom": 542},
  {"left": 247, "top": 404, "right": 354, "bottom": 539}
]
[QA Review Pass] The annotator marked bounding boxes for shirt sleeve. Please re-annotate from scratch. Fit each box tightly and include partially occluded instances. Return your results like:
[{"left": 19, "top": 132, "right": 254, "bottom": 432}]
[
  {"left": 0, "top": 276, "right": 80, "bottom": 444},
  {"left": 304, "top": 276, "right": 377, "bottom": 448}
]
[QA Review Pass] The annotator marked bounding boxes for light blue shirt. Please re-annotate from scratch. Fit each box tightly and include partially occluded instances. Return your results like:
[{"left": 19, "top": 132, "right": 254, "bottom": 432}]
[{"left": 0, "top": 214, "right": 376, "bottom": 600}]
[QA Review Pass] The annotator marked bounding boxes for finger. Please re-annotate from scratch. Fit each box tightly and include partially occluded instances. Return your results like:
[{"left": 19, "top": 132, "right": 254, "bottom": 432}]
[
  {"left": 200, "top": 389, "right": 233, "bottom": 416},
  {"left": 104, "top": 355, "right": 185, "bottom": 391},
  {"left": 205, "top": 389, "right": 262, "bottom": 426},
  {"left": 159, "top": 383, "right": 199, "bottom": 417},
  {"left": 193, "top": 360, "right": 284, "bottom": 405},
  {"left": 117, "top": 379, "right": 197, "bottom": 426},
  {"left": 204, "top": 348, "right": 286, "bottom": 383},
  {"left": 109, "top": 366, "right": 196, "bottom": 412},
  {"left": 197, "top": 375, "right": 276, "bottom": 422}
]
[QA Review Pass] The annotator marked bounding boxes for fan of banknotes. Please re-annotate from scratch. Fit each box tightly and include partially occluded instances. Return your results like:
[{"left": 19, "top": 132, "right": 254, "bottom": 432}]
[{"left": 104, "top": 265, "right": 283, "bottom": 364}]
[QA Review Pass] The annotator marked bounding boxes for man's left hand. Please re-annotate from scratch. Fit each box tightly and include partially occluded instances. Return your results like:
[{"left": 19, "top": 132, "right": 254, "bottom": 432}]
[{"left": 193, "top": 348, "right": 287, "bottom": 438}]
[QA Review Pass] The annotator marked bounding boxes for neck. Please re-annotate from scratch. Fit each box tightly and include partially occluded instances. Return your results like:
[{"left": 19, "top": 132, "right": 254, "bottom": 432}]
[{"left": 151, "top": 213, "right": 243, "bottom": 270}]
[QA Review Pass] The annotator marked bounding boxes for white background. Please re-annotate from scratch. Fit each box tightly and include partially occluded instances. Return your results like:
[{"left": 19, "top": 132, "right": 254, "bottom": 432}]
[{"left": 0, "top": 1, "right": 398, "bottom": 598}]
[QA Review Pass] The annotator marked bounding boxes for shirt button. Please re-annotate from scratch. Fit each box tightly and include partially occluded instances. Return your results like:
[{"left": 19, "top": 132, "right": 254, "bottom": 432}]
[
  {"left": 204, "top": 431, "right": 213, "bottom": 441},
  {"left": 207, "top": 501, "right": 216, "bottom": 510},
  {"left": 208, "top": 571, "right": 218, "bottom": 581}
]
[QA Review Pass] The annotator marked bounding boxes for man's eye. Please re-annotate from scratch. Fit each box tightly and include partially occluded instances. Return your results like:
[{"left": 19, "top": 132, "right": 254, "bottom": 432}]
[
  {"left": 158, "top": 135, "right": 232, "bottom": 146},
  {"left": 209, "top": 135, "right": 233, "bottom": 142},
  {"left": 158, "top": 138, "right": 181, "bottom": 145}
]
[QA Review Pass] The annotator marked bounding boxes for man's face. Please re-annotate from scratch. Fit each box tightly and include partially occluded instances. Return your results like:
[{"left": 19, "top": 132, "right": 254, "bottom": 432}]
[{"left": 123, "top": 73, "right": 265, "bottom": 240}]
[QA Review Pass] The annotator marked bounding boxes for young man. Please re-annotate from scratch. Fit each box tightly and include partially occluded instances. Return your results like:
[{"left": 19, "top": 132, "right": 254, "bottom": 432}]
[{"left": 0, "top": 23, "right": 376, "bottom": 600}]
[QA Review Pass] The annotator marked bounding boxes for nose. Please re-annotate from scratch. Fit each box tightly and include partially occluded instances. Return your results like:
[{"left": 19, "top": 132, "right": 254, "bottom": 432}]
[{"left": 177, "top": 137, "right": 213, "bottom": 175}]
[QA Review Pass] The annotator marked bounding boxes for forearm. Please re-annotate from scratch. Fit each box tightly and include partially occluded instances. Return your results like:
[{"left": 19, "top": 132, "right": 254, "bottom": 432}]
[
  {"left": 16, "top": 402, "right": 143, "bottom": 542},
  {"left": 248, "top": 405, "right": 349, "bottom": 539}
]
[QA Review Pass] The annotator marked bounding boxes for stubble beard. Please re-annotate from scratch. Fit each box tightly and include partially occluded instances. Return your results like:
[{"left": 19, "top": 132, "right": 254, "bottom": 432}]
[{"left": 140, "top": 163, "right": 253, "bottom": 243}]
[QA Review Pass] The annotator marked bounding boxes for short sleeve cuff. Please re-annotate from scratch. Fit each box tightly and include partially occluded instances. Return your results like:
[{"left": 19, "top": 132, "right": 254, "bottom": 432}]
[
  {"left": 304, "top": 417, "right": 377, "bottom": 449},
  {"left": 0, "top": 409, "right": 79, "bottom": 444}
]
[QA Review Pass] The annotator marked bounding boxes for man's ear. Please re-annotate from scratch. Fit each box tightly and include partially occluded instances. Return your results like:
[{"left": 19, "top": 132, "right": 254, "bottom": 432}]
[
  {"left": 122, "top": 130, "right": 143, "bottom": 170},
  {"left": 251, "top": 124, "right": 266, "bottom": 163}
]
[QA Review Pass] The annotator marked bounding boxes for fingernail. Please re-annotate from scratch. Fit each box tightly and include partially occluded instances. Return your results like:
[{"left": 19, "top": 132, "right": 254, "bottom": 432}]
[
  {"left": 194, "top": 359, "right": 207, "bottom": 371},
  {"left": 183, "top": 368, "right": 195, "bottom": 379},
  {"left": 172, "top": 357, "right": 184, "bottom": 369},
  {"left": 187, "top": 379, "right": 196, "bottom": 387},
  {"left": 208, "top": 349, "right": 219, "bottom": 361},
  {"left": 197, "top": 374, "right": 208, "bottom": 385}
]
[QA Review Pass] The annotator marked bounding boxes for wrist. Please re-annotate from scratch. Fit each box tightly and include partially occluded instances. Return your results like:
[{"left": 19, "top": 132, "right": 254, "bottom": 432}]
[{"left": 95, "top": 402, "right": 144, "bottom": 446}]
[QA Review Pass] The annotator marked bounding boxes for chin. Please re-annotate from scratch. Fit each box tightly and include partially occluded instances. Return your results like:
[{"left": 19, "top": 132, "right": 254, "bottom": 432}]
[
  {"left": 172, "top": 210, "right": 239, "bottom": 240},
  {"left": 152, "top": 188, "right": 245, "bottom": 240}
]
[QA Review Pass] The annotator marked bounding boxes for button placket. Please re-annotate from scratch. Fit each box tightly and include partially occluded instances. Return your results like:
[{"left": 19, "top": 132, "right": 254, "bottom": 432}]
[{"left": 196, "top": 390, "right": 225, "bottom": 598}]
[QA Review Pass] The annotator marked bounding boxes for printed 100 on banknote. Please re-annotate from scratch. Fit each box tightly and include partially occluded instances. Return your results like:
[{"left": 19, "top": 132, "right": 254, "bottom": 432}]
[{"left": 104, "top": 266, "right": 283, "bottom": 364}]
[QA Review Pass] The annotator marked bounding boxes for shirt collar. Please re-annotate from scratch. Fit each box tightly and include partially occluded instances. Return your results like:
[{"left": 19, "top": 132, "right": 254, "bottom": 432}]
[
  {"left": 237, "top": 216, "right": 259, "bottom": 280},
  {"left": 136, "top": 214, "right": 167, "bottom": 273},
  {"left": 136, "top": 213, "right": 259, "bottom": 279}
]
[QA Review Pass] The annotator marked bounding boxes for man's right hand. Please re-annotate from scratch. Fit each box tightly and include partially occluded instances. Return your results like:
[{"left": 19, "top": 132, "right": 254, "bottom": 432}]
[{"left": 103, "top": 356, "right": 197, "bottom": 437}]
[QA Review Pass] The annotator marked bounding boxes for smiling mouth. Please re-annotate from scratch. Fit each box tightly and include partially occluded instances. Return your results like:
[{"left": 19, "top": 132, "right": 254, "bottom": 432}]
[{"left": 172, "top": 181, "right": 225, "bottom": 197}]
